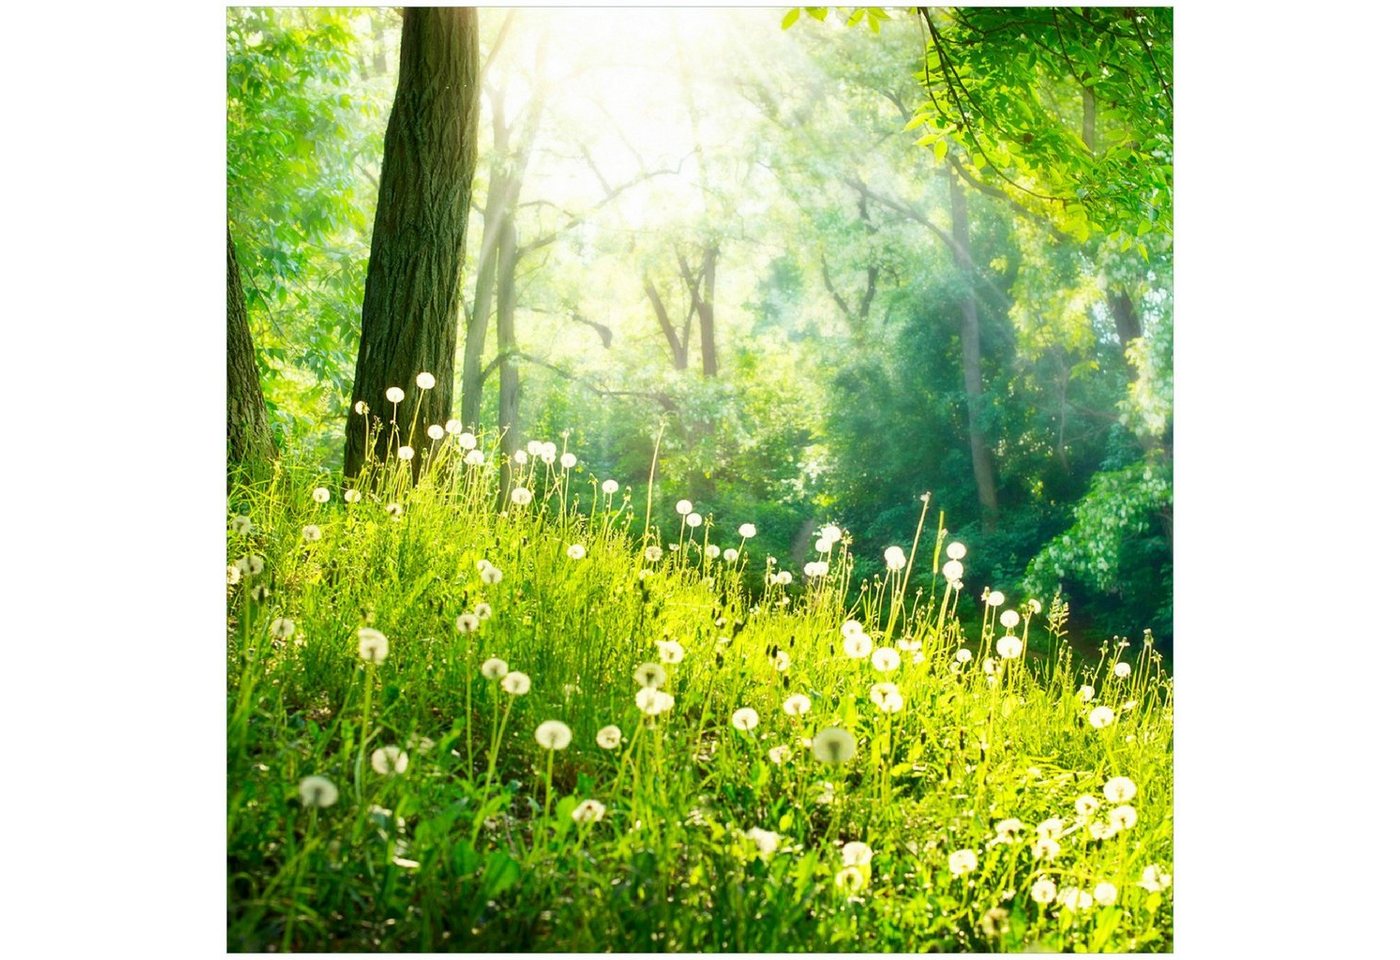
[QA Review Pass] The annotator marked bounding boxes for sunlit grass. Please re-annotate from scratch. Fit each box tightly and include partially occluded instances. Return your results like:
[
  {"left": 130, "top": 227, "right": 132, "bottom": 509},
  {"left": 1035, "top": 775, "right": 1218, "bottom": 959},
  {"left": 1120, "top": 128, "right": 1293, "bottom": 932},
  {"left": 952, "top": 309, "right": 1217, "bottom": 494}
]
[{"left": 226, "top": 378, "right": 1173, "bottom": 952}]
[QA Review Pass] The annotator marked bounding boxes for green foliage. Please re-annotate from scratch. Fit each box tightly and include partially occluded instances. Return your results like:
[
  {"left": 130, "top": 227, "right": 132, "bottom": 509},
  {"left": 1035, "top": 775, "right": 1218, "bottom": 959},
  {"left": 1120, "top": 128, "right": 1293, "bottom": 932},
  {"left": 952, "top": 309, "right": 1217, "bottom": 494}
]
[
  {"left": 227, "top": 8, "right": 396, "bottom": 462},
  {"left": 227, "top": 443, "right": 1173, "bottom": 951}
]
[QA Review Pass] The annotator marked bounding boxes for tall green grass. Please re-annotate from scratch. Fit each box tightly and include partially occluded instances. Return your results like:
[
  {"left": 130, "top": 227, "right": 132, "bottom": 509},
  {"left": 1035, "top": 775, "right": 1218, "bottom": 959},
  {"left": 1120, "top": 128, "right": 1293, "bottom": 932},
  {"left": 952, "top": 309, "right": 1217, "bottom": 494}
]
[{"left": 227, "top": 406, "right": 1172, "bottom": 952}]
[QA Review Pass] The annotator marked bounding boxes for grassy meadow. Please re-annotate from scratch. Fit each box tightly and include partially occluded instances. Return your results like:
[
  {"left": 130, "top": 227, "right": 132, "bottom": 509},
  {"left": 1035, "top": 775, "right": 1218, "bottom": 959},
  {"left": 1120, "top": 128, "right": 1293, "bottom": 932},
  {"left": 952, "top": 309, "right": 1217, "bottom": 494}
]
[{"left": 226, "top": 395, "right": 1173, "bottom": 952}]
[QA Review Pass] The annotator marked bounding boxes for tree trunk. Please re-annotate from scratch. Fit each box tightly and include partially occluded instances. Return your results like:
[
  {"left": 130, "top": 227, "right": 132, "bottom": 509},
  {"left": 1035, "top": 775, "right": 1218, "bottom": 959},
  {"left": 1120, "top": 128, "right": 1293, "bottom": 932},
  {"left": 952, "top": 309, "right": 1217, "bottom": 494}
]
[
  {"left": 461, "top": 170, "right": 505, "bottom": 431},
  {"left": 1108, "top": 288, "right": 1143, "bottom": 368},
  {"left": 496, "top": 216, "right": 521, "bottom": 504},
  {"left": 227, "top": 228, "right": 275, "bottom": 466},
  {"left": 344, "top": 7, "right": 480, "bottom": 479},
  {"left": 698, "top": 245, "right": 718, "bottom": 377},
  {"left": 948, "top": 174, "right": 999, "bottom": 530},
  {"left": 645, "top": 277, "right": 687, "bottom": 369}
]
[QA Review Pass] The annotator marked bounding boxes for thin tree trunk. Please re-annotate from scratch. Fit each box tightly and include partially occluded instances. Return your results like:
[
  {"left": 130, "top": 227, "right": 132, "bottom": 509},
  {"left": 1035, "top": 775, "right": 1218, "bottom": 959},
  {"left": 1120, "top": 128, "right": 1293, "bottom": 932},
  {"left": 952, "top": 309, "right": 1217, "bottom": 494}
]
[
  {"left": 698, "top": 245, "right": 718, "bottom": 377},
  {"left": 344, "top": 7, "right": 479, "bottom": 479},
  {"left": 461, "top": 171, "right": 505, "bottom": 430},
  {"left": 227, "top": 228, "right": 275, "bottom": 466},
  {"left": 948, "top": 173, "right": 999, "bottom": 530},
  {"left": 644, "top": 278, "right": 687, "bottom": 369},
  {"left": 1082, "top": 86, "right": 1096, "bottom": 153},
  {"left": 496, "top": 216, "right": 521, "bottom": 504}
]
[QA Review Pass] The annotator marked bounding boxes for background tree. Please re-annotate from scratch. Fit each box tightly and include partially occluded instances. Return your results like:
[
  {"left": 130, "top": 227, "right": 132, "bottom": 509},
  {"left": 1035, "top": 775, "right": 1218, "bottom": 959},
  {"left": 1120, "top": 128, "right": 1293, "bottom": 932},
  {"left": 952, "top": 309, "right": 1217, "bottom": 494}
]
[
  {"left": 344, "top": 7, "right": 480, "bottom": 478},
  {"left": 227, "top": 228, "right": 275, "bottom": 466}
]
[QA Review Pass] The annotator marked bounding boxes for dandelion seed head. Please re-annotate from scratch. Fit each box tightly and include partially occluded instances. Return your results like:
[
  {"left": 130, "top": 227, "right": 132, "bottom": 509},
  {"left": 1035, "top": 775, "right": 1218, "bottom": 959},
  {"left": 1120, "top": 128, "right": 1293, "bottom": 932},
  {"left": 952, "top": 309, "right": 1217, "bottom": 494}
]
[
  {"left": 634, "top": 662, "right": 667, "bottom": 688},
  {"left": 596, "top": 725, "right": 622, "bottom": 749},
  {"left": 1088, "top": 705, "right": 1116, "bottom": 729},
  {"left": 480, "top": 657, "right": 508, "bottom": 679},
  {"left": 814, "top": 537, "right": 833, "bottom": 554},
  {"left": 820, "top": 523, "right": 842, "bottom": 543},
  {"left": 445, "top": 418, "right": 462, "bottom": 435},
  {"left": 843, "top": 633, "right": 873, "bottom": 659},
  {"left": 534, "top": 720, "right": 572, "bottom": 751},
  {"left": 312, "top": 487, "right": 330, "bottom": 504},
  {"left": 601, "top": 479, "right": 619, "bottom": 494},
  {"left": 298, "top": 775, "right": 338, "bottom": 808},
  {"left": 302, "top": 524, "right": 321, "bottom": 542},
  {"left": 456, "top": 612, "right": 480, "bottom": 634},
  {"left": 739, "top": 522, "right": 757, "bottom": 538},
  {"left": 427, "top": 424, "right": 444, "bottom": 441},
  {"left": 644, "top": 545, "right": 663, "bottom": 562},
  {"left": 1093, "top": 882, "right": 1118, "bottom": 906},
  {"left": 745, "top": 827, "right": 781, "bottom": 858},
  {"left": 510, "top": 486, "right": 532, "bottom": 506},
  {"left": 811, "top": 727, "right": 856, "bottom": 764},
  {"left": 675, "top": 499, "right": 693, "bottom": 515},
  {"left": 656, "top": 640, "right": 685, "bottom": 664},
  {"left": 385, "top": 387, "right": 404, "bottom": 403},
  {"left": 1104, "top": 776, "right": 1137, "bottom": 803},
  {"left": 371, "top": 745, "right": 408, "bottom": 776},
  {"left": 834, "top": 864, "right": 867, "bottom": 894},
  {"left": 231, "top": 514, "right": 252, "bottom": 535},
  {"left": 344, "top": 489, "right": 361, "bottom": 503},
  {"left": 635, "top": 686, "right": 674, "bottom": 715},
  {"left": 1031, "top": 837, "right": 1061, "bottom": 860},
  {"left": 722, "top": 547, "right": 739, "bottom": 563},
  {"left": 1114, "top": 661, "right": 1132, "bottom": 678},
  {"left": 396, "top": 445, "right": 414, "bottom": 461},
  {"left": 842, "top": 840, "right": 874, "bottom": 867},
  {"left": 1036, "top": 817, "right": 1065, "bottom": 840},
  {"left": 1000, "top": 610, "right": 1020, "bottom": 629},
  {"left": 946, "top": 541, "right": 967, "bottom": 560},
  {"left": 474, "top": 602, "right": 492, "bottom": 620},
  {"left": 1108, "top": 805, "right": 1138, "bottom": 830},
  {"left": 572, "top": 798, "right": 606, "bottom": 824},
  {"left": 560, "top": 452, "right": 577, "bottom": 469},
  {"left": 270, "top": 617, "right": 295, "bottom": 640},
  {"left": 871, "top": 647, "right": 901, "bottom": 672},
  {"left": 685, "top": 511, "right": 703, "bottom": 528},
  {"left": 385, "top": 502, "right": 403, "bottom": 518},
  {"left": 480, "top": 563, "right": 503, "bottom": 585},
  {"left": 1030, "top": 877, "right": 1057, "bottom": 904},
  {"left": 501, "top": 670, "right": 531, "bottom": 695},
  {"left": 767, "top": 744, "right": 792, "bottom": 764},
  {"left": 1075, "top": 794, "right": 1102, "bottom": 817},
  {"left": 1028, "top": 598, "right": 1042, "bottom": 614},
  {"left": 948, "top": 849, "right": 978, "bottom": 877},
  {"left": 415, "top": 371, "right": 435, "bottom": 390},
  {"left": 357, "top": 627, "right": 388, "bottom": 664},
  {"left": 731, "top": 707, "right": 760, "bottom": 731},
  {"left": 884, "top": 545, "right": 907, "bottom": 571},
  {"left": 942, "top": 560, "right": 964, "bottom": 581},
  {"left": 1057, "top": 886, "right": 1094, "bottom": 912},
  {"left": 705, "top": 544, "right": 720, "bottom": 559},
  {"left": 996, "top": 635, "right": 1024, "bottom": 659},
  {"left": 354, "top": 400, "right": 368, "bottom": 415},
  {"left": 567, "top": 543, "right": 586, "bottom": 560},
  {"left": 841, "top": 619, "right": 864, "bottom": 640},
  {"left": 987, "top": 590, "right": 1005, "bottom": 607},
  {"left": 1139, "top": 864, "right": 1172, "bottom": 892},
  {"left": 458, "top": 432, "right": 477, "bottom": 450},
  {"left": 955, "top": 648, "right": 972, "bottom": 663},
  {"left": 1077, "top": 684, "right": 1095, "bottom": 701},
  {"left": 783, "top": 693, "right": 811, "bottom": 716}
]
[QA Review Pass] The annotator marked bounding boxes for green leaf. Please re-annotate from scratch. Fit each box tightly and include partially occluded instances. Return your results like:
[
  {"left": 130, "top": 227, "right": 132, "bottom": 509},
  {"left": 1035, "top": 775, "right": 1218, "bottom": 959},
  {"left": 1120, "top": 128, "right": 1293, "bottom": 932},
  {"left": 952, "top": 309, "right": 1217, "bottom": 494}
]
[
  {"left": 933, "top": 138, "right": 949, "bottom": 162},
  {"left": 780, "top": 8, "right": 800, "bottom": 30}
]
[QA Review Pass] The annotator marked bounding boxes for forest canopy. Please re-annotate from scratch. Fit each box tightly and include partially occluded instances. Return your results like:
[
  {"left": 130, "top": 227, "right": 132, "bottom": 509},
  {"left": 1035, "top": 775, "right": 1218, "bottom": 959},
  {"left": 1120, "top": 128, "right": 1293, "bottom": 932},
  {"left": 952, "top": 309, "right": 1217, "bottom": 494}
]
[{"left": 227, "top": 6, "right": 1173, "bottom": 651}]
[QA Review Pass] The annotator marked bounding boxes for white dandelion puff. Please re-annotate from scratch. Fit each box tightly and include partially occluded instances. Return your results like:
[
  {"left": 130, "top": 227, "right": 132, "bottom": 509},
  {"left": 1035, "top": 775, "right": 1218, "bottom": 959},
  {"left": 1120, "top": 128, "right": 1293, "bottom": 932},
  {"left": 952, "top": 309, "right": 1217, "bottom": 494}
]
[
  {"left": 601, "top": 478, "right": 619, "bottom": 494},
  {"left": 302, "top": 524, "right": 321, "bottom": 542},
  {"left": 870, "top": 647, "right": 901, "bottom": 672},
  {"left": 480, "top": 658, "right": 508, "bottom": 679},
  {"left": 811, "top": 727, "right": 857, "bottom": 764},
  {"left": 987, "top": 590, "right": 1005, "bottom": 607},
  {"left": 567, "top": 544, "right": 586, "bottom": 560},
  {"left": 1093, "top": 882, "right": 1118, "bottom": 906},
  {"left": 783, "top": 694, "right": 811, "bottom": 716},
  {"left": 1138, "top": 864, "right": 1172, "bottom": 892},
  {"left": 634, "top": 662, "right": 667, "bottom": 688},
  {"left": 534, "top": 720, "right": 572, "bottom": 750},
  {"left": 415, "top": 371, "right": 435, "bottom": 390},
  {"left": 572, "top": 799, "right": 606, "bottom": 824},
  {"left": 731, "top": 707, "right": 759, "bottom": 731},
  {"left": 739, "top": 522, "right": 757, "bottom": 538},
  {"left": 270, "top": 618, "right": 296, "bottom": 640},
  {"left": 768, "top": 744, "right": 792, "bottom": 765},
  {"left": 745, "top": 827, "right": 781, "bottom": 858},
  {"left": 842, "top": 840, "right": 874, "bottom": 867},
  {"left": 656, "top": 640, "right": 685, "bottom": 664},
  {"left": 465, "top": 448, "right": 485, "bottom": 465},
  {"left": 1108, "top": 805, "right": 1138, "bottom": 830},
  {"left": 354, "top": 400, "right": 368, "bottom": 415},
  {"left": 1103, "top": 776, "right": 1137, "bottom": 803},
  {"left": 1031, "top": 837, "right": 1061, "bottom": 860},
  {"left": 312, "top": 487, "right": 330, "bottom": 504},
  {"left": 1088, "top": 705, "right": 1116, "bottom": 729},
  {"left": 501, "top": 671, "right": 531, "bottom": 695},
  {"left": 298, "top": 775, "right": 338, "bottom": 808},
  {"left": 510, "top": 487, "right": 532, "bottom": 506},
  {"left": 834, "top": 865, "right": 867, "bottom": 894},
  {"left": 595, "top": 725, "right": 622, "bottom": 749},
  {"left": 357, "top": 628, "right": 388, "bottom": 664},
  {"left": 445, "top": 418, "right": 462, "bottom": 435},
  {"left": 231, "top": 514, "right": 252, "bottom": 535},
  {"left": 942, "top": 560, "right": 964, "bottom": 581},
  {"left": 344, "top": 489, "right": 361, "bottom": 503},
  {"left": 371, "top": 745, "right": 408, "bottom": 776},
  {"left": 385, "top": 386, "right": 405, "bottom": 403},
  {"left": 456, "top": 612, "right": 480, "bottom": 634},
  {"left": 999, "top": 610, "right": 1020, "bottom": 629},
  {"left": 1077, "top": 684, "right": 1095, "bottom": 701},
  {"left": 1036, "top": 817, "right": 1065, "bottom": 840},
  {"left": 1114, "top": 661, "right": 1132, "bottom": 678},
  {"left": 1030, "top": 877, "right": 1057, "bottom": 904},
  {"left": 955, "top": 648, "right": 972, "bottom": 663},
  {"left": 948, "top": 849, "right": 978, "bottom": 877},
  {"left": 884, "top": 545, "right": 907, "bottom": 571},
  {"left": 560, "top": 452, "right": 577, "bottom": 469},
  {"left": 843, "top": 633, "right": 873, "bottom": 659},
  {"left": 996, "top": 635, "right": 1024, "bottom": 659},
  {"left": 644, "top": 545, "right": 663, "bottom": 562},
  {"left": 396, "top": 445, "right": 415, "bottom": 461},
  {"left": 685, "top": 512, "right": 703, "bottom": 528}
]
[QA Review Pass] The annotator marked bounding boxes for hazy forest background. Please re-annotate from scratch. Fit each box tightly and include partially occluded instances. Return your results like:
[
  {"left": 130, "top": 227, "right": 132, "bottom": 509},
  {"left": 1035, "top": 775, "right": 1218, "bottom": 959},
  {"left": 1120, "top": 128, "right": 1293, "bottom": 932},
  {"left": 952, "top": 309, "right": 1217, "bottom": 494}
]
[{"left": 227, "top": 6, "right": 1173, "bottom": 657}]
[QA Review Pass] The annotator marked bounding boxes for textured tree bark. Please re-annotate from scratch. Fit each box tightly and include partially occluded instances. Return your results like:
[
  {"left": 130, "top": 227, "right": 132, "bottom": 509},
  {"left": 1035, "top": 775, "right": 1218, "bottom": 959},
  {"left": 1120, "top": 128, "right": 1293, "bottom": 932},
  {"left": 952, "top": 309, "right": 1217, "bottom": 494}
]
[
  {"left": 948, "top": 174, "right": 999, "bottom": 530},
  {"left": 227, "top": 228, "right": 275, "bottom": 466},
  {"left": 697, "top": 246, "right": 719, "bottom": 378},
  {"left": 344, "top": 7, "right": 479, "bottom": 479},
  {"left": 644, "top": 278, "right": 688, "bottom": 369},
  {"left": 495, "top": 216, "right": 521, "bottom": 505}
]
